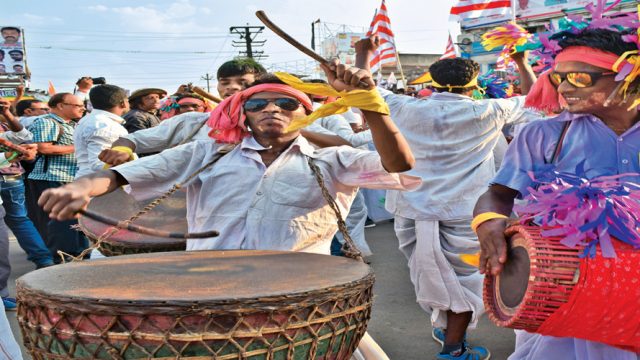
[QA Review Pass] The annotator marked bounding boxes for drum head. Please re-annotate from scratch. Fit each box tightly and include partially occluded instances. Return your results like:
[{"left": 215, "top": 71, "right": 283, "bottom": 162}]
[
  {"left": 17, "top": 250, "right": 373, "bottom": 305},
  {"left": 497, "top": 234, "right": 530, "bottom": 309},
  {"left": 78, "top": 187, "right": 186, "bottom": 249}
]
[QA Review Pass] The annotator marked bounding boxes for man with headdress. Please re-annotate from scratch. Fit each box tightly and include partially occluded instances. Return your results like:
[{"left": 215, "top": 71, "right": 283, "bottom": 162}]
[
  {"left": 355, "top": 37, "right": 538, "bottom": 359},
  {"left": 39, "top": 60, "right": 418, "bottom": 360},
  {"left": 474, "top": 27, "right": 640, "bottom": 359},
  {"left": 98, "top": 59, "right": 267, "bottom": 165},
  {"left": 123, "top": 88, "right": 167, "bottom": 133}
]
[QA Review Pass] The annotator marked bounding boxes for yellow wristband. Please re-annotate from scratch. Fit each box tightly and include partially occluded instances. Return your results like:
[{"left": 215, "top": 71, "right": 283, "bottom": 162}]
[
  {"left": 471, "top": 212, "right": 508, "bottom": 233},
  {"left": 111, "top": 146, "right": 134, "bottom": 159}
]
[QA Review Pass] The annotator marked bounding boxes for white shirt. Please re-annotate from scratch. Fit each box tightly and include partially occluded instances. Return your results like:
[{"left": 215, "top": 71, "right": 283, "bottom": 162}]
[
  {"left": 114, "top": 135, "right": 420, "bottom": 253},
  {"left": 306, "top": 104, "right": 372, "bottom": 148},
  {"left": 124, "top": 111, "right": 210, "bottom": 154},
  {"left": 73, "top": 109, "right": 128, "bottom": 178},
  {"left": 380, "top": 89, "right": 538, "bottom": 220}
]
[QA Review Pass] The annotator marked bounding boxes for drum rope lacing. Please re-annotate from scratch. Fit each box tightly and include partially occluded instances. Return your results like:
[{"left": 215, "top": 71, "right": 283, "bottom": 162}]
[{"left": 304, "top": 156, "right": 363, "bottom": 262}]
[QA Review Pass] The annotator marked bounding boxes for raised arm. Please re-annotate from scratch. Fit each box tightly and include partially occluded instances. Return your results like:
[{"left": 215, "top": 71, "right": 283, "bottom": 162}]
[
  {"left": 511, "top": 51, "right": 536, "bottom": 95},
  {"left": 320, "top": 60, "right": 414, "bottom": 173}
]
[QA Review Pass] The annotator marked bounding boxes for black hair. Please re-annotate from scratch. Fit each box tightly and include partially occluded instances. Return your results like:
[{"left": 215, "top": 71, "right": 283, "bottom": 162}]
[
  {"left": 16, "top": 99, "right": 42, "bottom": 116},
  {"left": 0, "top": 50, "right": 4, "bottom": 55},
  {"left": 89, "top": 84, "right": 127, "bottom": 110},
  {"left": 48, "top": 93, "right": 73, "bottom": 108},
  {"left": 429, "top": 58, "right": 480, "bottom": 94},
  {"left": 247, "top": 73, "right": 287, "bottom": 87},
  {"left": 1, "top": 27, "right": 20, "bottom": 34},
  {"left": 217, "top": 58, "right": 266, "bottom": 79},
  {"left": 8, "top": 50, "right": 22, "bottom": 54},
  {"left": 555, "top": 28, "right": 637, "bottom": 56}
]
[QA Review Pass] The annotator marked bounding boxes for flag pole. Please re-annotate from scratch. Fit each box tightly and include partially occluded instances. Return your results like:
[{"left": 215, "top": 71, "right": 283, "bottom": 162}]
[
  {"left": 511, "top": 0, "right": 517, "bottom": 22},
  {"left": 395, "top": 47, "right": 407, "bottom": 89}
]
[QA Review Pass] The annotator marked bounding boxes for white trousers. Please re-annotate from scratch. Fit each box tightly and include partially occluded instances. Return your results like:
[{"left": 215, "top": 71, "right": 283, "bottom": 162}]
[
  {"left": 394, "top": 216, "right": 484, "bottom": 329},
  {"left": 0, "top": 300, "right": 22, "bottom": 360}
]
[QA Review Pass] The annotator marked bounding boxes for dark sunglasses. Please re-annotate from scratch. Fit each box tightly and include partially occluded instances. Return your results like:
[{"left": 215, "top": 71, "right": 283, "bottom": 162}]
[
  {"left": 243, "top": 98, "right": 301, "bottom": 112},
  {"left": 549, "top": 71, "right": 616, "bottom": 88}
]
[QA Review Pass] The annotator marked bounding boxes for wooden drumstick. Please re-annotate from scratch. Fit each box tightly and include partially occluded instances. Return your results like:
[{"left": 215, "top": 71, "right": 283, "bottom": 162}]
[
  {"left": 192, "top": 86, "right": 223, "bottom": 103},
  {"left": 79, "top": 209, "right": 219, "bottom": 239},
  {"left": 255, "top": 10, "right": 372, "bottom": 90}
]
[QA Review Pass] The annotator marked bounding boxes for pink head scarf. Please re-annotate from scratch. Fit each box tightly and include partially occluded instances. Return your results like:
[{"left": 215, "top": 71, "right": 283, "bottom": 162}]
[
  {"left": 207, "top": 83, "right": 313, "bottom": 143},
  {"left": 525, "top": 46, "right": 623, "bottom": 112}
]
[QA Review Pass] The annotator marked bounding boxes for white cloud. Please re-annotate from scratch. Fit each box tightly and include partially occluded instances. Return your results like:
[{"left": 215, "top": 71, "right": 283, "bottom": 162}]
[
  {"left": 87, "top": 5, "right": 109, "bottom": 12},
  {"left": 21, "top": 13, "right": 63, "bottom": 25}
]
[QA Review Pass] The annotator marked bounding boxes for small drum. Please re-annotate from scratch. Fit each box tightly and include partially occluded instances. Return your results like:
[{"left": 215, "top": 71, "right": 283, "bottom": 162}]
[
  {"left": 78, "top": 187, "right": 187, "bottom": 256},
  {"left": 17, "top": 250, "right": 374, "bottom": 359},
  {"left": 484, "top": 224, "right": 640, "bottom": 353}
]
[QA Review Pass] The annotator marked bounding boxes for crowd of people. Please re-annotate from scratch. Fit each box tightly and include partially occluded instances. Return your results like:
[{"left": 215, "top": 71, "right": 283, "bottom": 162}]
[{"left": 0, "top": 20, "right": 638, "bottom": 360}]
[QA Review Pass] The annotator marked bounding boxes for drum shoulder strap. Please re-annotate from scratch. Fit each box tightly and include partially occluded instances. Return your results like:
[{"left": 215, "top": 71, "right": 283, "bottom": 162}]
[
  {"left": 306, "top": 156, "right": 363, "bottom": 261},
  {"left": 548, "top": 120, "right": 572, "bottom": 165}
]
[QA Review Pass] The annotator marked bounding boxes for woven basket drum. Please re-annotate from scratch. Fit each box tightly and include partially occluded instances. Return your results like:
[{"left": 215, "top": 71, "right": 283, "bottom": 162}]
[
  {"left": 78, "top": 187, "right": 187, "bottom": 256},
  {"left": 483, "top": 224, "right": 581, "bottom": 331},
  {"left": 17, "top": 250, "right": 374, "bottom": 359}
]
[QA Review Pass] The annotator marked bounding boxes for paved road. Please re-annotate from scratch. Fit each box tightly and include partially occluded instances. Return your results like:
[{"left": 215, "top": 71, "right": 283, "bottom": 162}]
[{"left": 5, "top": 222, "right": 515, "bottom": 359}]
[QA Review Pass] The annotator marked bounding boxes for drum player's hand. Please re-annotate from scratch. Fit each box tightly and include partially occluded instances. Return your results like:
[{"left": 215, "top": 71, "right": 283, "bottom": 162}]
[
  {"left": 476, "top": 218, "right": 509, "bottom": 275},
  {"left": 320, "top": 60, "right": 375, "bottom": 92},
  {"left": 38, "top": 183, "right": 92, "bottom": 221},
  {"left": 99, "top": 148, "right": 131, "bottom": 166}
]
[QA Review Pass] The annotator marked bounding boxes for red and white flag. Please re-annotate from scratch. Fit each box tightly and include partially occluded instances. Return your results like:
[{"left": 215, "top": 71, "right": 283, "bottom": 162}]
[
  {"left": 450, "top": 0, "right": 512, "bottom": 21},
  {"left": 367, "top": 0, "right": 398, "bottom": 73},
  {"left": 440, "top": 34, "right": 457, "bottom": 59}
]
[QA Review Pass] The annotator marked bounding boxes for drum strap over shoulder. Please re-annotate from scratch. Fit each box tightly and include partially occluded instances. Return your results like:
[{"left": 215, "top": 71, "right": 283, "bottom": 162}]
[
  {"left": 548, "top": 120, "right": 572, "bottom": 165},
  {"left": 305, "top": 156, "right": 363, "bottom": 262}
]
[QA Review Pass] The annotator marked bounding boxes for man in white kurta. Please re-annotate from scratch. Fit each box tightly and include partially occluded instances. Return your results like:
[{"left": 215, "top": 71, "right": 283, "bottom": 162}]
[{"left": 112, "top": 135, "right": 419, "bottom": 253}]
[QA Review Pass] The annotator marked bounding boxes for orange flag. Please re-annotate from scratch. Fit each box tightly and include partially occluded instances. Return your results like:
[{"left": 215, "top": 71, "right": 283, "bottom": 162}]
[{"left": 48, "top": 81, "right": 56, "bottom": 95}]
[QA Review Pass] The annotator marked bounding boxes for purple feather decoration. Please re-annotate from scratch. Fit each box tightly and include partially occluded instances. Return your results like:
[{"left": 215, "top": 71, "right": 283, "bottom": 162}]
[{"left": 515, "top": 165, "right": 640, "bottom": 258}]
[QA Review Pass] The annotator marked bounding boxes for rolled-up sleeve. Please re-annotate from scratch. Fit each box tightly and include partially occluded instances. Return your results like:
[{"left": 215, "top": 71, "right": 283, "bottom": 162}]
[
  {"left": 1, "top": 128, "right": 33, "bottom": 143},
  {"left": 112, "top": 141, "right": 208, "bottom": 200}
]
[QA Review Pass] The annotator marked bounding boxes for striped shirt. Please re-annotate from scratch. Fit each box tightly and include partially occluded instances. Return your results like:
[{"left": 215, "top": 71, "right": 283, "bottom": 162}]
[{"left": 28, "top": 113, "right": 77, "bottom": 183}]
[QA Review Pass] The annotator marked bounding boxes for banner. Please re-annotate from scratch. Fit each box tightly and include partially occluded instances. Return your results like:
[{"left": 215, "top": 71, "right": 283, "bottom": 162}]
[
  {"left": 0, "top": 26, "right": 27, "bottom": 76},
  {"left": 460, "top": 0, "right": 634, "bottom": 27},
  {"left": 322, "top": 32, "right": 365, "bottom": 66}
]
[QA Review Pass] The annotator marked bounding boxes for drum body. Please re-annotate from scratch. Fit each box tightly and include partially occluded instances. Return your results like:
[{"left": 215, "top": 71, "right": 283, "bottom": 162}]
[
  {"left": 17, "top": 250, "right": 374, "bottom": 359},
  {"left": 484, "top": 224, "right": 640, "bottom": 352},
  {"left": 78, "top": 187, "right": 186, "bottom": 256}
]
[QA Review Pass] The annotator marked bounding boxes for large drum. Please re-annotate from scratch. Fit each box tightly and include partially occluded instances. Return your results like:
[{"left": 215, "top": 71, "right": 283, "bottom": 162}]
[
  {"left": 484, "top": 224, "right": 640, "bottom": 353},
  {"left": 17, "top": 250, "right": 374, "bottom": 359},
  {"left": 78, "top": 187, "right": 187, "bottom": 256}
]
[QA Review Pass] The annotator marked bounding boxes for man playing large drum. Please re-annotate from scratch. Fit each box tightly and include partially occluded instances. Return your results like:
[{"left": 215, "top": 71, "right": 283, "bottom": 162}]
[
  {"left": 37, "top": 60, "right": 420, "bottom": 359},
  {"left": 473, "top": 28, "right": 640, "bottom": 360}
]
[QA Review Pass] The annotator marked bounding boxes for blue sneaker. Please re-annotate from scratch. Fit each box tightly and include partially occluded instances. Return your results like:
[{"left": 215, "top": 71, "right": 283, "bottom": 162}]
[
  {"left": 436, "top": 345, "right": 491, "bottom": 360},
  {"left": 2, "top": 297, "right": 17, "bottom": 311},
  {"left": 432, "top": 327, "right": 467, "bottom": 346}
]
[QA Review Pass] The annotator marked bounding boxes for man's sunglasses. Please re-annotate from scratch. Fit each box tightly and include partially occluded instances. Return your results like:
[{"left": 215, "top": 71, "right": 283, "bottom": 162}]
[
  {"left": 243, "top": 98, "right": 301, "bottom": 112},
  {"left": 549, "top": 71, "right": 616, "bottom": 88}
]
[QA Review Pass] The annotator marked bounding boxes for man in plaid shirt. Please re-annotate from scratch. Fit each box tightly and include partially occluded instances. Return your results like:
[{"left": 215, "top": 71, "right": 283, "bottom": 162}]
[{"left": 27, "top": 92, "right": 88, "bottom": 262}]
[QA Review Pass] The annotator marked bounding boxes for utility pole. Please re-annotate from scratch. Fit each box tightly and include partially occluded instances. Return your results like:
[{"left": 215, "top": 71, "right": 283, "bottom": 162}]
[
  {"left": 201, "top": 73, "right": 214, "bottom": 92},
  {"left": 229, "top": 25, "right": 267, "bottom": 59}
]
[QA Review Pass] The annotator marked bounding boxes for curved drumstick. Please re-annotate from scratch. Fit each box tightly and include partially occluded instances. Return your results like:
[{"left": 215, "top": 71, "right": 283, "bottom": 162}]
[
  {"left": 79, "top": 209, "right": 219, "bottom": 239},
  {"left": 255, "top": 10, "right": 371, "bottom": 89}
]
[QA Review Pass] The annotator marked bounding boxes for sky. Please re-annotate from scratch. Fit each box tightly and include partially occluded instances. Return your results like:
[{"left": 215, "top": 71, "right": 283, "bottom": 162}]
[{"left": 1, "top": 0, "right": 459, "bottom": 97}]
